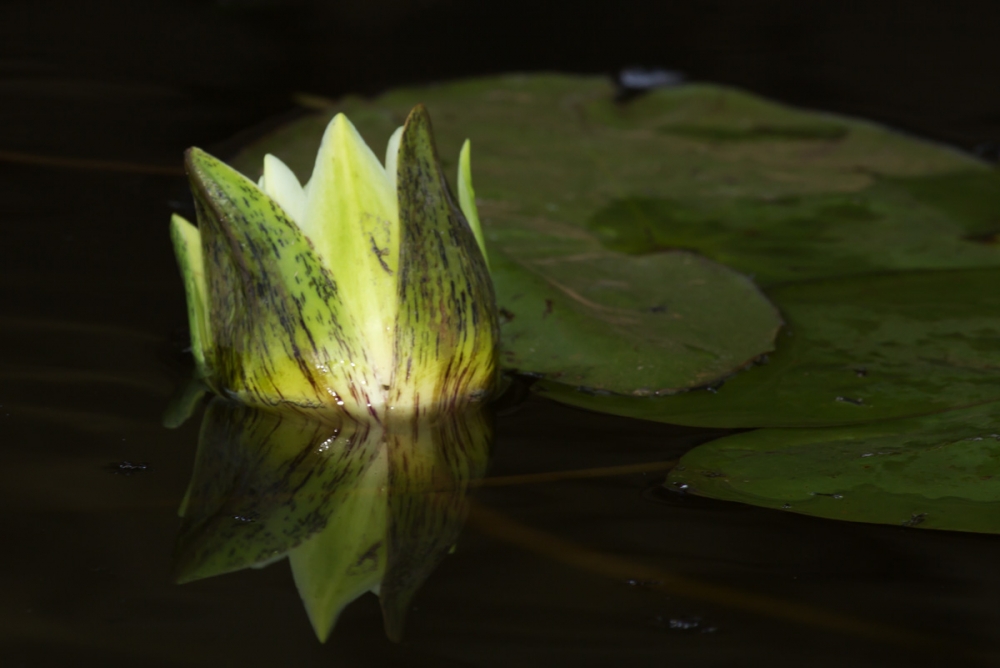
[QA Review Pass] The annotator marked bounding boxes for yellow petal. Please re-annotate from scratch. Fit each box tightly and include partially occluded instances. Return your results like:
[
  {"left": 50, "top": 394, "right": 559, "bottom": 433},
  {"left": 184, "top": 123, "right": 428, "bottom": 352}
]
[{"left": 302, "top": 114, "right": 400, "bottom": 388}]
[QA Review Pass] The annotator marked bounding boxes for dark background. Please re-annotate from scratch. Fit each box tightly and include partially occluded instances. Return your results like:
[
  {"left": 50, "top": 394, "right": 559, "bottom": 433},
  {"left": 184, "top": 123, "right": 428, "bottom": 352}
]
[
  {"left": 4, "top": 0, "right": 1000, "bottom": 166},
  {"left": 4, "top": 2, "right": 1000, "bottom": 666}
]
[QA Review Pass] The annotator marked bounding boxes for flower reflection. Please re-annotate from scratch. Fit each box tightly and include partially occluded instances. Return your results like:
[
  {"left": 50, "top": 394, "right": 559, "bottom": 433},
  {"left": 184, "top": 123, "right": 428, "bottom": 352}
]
[{"left": 173, "top": 398, "right": 492, "bottom": 642}]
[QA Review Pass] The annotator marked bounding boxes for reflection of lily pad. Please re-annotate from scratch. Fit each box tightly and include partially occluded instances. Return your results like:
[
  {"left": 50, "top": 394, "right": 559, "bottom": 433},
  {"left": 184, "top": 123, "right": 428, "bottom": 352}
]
[
  {"left": 666, "top": 401, "right": 1000, "bottom": 534},
  {"left": 536, "top": 268, "right": 1000, "bottom": 427}
]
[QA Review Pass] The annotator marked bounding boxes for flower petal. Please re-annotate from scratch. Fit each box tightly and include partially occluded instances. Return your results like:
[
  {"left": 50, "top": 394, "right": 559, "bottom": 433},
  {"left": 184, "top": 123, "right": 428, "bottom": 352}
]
[
  {"left": 384, "top": 125, "right": 403, "bottom": 193},
  {"left": 302, "top": 114, "right": 400, "bottom": 388},
  {"left": 261, "top": 153, "right": 307, "bottom": 227}
]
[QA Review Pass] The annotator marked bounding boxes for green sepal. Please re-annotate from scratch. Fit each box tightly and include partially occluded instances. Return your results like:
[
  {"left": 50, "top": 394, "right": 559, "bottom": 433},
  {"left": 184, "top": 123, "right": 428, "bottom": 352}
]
[
  {"left": 169, "top": 214, "right": 211, "bottom": 378},
  {"left": 161, "top": 374, "right": 208, "bottom": 429},
  {"left": 391, "top": 106, "right": 500, "bottom": 412},
  {"left": 185, "top": 147, "right": 371, "bottom": 413}
]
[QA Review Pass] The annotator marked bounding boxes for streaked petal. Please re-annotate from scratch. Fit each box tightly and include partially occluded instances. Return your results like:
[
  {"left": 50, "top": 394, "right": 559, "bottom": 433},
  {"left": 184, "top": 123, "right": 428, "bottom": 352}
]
[
  {"left": 185, "top": 147, "right": 375, "bottom": 413},
  {"left": 391, "top": 105, "right": 499, "bottom": 413}
]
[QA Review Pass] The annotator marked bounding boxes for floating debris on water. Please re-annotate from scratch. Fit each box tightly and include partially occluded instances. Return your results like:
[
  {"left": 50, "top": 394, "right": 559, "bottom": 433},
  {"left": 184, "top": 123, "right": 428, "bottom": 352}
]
[
  {"left": 625, "top": 578, "right": 664, "bottom": 589},
  {"left": 107, "top": 461, "right": 150, "bottom": 475},
  {"left": 651, "top": 614, "right": 718, "bottom": 633}
]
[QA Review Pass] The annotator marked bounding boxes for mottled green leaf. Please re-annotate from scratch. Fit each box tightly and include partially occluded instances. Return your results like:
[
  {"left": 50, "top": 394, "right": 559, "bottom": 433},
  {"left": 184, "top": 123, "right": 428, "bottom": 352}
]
[
  {"left": 235, "top": 76, "right": 1000, "bottom": 288},
  {"left": 667, "top": 401, "right": 1000, "bottom": 534}
]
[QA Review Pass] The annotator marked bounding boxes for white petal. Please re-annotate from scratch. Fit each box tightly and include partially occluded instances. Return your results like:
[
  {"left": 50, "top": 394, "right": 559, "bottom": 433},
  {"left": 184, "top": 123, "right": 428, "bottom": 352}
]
[
  {"left": 384, "top": 126, "right": 404, "bottom": 194},
  {"left": 261, "top": 154, "right": 306, "bottom": 227}
]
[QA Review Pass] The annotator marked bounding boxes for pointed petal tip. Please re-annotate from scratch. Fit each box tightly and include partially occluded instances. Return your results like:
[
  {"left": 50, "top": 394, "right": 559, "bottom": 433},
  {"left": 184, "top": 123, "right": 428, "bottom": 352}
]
[
  {"left": 184, "top": 146, "right": 211, "bottom": 171},
  {"left": 402, "top": 103, "right": 433, "bottom": 134},
  {"left": 325, "top": 111, "right": 358, "bottom": 138},
  {"left": 170, "top": 212, "right": 195, "bottom": 230},
  {"left": 184, "top": 147, "right": 233, "bottom": 192}
]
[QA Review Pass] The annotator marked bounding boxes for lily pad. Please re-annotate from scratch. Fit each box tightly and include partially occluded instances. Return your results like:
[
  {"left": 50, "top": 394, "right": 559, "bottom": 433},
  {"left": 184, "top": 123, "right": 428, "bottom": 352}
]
[
  {"left": 535, "top": 267, "right": 1000, "bottom": 428},
  {"left": 231, "top": 74, "right": 1000, "bottom": 406},
  {"left": 237, "top": 76, "right": 1000, "bottom": 284},
  {"left": 666, "top": 401, "right": 1000, "bottom": 534},
  {"left": 491, "top": 247, "right": 781, "bottom": 394}
]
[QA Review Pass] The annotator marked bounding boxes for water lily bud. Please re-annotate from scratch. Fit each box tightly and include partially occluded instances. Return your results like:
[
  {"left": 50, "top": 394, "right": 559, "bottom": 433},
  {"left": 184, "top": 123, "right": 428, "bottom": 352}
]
[{"left": 170, "top": 106, "right": 499, "bottom": 418}]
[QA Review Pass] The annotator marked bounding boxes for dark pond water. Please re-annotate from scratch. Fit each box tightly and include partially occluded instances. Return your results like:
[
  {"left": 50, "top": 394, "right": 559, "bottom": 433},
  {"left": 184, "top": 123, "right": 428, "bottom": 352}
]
[{"left": 4, "top": 2, "right": 1000, "bottom": 666}]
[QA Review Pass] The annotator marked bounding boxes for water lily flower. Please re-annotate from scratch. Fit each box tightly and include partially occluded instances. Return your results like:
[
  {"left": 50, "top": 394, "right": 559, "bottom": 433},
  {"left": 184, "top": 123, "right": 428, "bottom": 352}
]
[{"left": 170, "top": 106, "right": 498, "bottom": 419}]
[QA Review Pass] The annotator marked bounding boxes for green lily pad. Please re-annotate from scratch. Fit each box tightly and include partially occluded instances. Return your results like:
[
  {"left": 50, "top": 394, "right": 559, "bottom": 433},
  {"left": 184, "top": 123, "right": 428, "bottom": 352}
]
[
  {"left": 491, "top": 248, "right": 781, "bottom": 394},
  {"left": 535, "top": 267, "right": 1000, "bottom": 427},
  {"left": 232, "top": 74, "right": 1000, "bottom": 409},
  {"left": 666, "top": 401, "right": 1000, "bottom": 534},
  {"left": 239, "top": 76, "right": 1000, "bottom": 284}
]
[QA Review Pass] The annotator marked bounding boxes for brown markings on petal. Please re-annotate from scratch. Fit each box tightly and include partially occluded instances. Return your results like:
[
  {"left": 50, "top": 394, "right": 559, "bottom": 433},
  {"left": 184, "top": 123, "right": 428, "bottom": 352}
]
[
  {"left": 391, "top": 106, "right": 499, "bottom": 412},
  {"left": 185, "top": 149, "right": 366, "bottom": 415}
]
